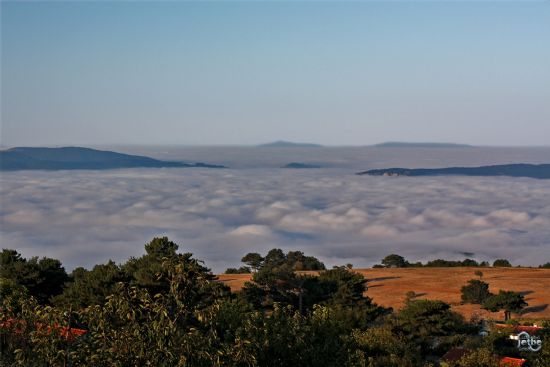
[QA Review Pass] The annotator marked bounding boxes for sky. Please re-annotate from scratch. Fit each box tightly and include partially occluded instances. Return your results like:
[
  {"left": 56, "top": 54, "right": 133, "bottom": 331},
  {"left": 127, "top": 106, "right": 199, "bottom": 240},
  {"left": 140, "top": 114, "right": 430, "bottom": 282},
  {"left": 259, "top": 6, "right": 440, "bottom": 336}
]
[{"left": 2, "top": 1, "right": 549, "bottom": 147}]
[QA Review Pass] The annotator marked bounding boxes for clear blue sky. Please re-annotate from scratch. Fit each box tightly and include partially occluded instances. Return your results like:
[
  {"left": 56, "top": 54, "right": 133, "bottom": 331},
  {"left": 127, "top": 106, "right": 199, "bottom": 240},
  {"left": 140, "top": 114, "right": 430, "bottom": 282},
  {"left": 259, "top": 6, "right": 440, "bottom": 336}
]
[{"left": 2, "top": 1, "right": 549, "bottom": 146}]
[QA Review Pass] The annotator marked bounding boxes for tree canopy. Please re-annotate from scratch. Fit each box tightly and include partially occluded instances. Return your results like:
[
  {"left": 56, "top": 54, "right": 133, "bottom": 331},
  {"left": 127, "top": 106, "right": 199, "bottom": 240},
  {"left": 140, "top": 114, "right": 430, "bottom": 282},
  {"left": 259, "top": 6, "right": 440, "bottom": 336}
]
[
  {"left": 1, "top": 238, "right": 547, "bottom": 367},
  {"left": 482, "top": 290, "right": 527, "bottom": 321},
  {"left": 460, "top": 279, "right": 492, "bottom": 304}
]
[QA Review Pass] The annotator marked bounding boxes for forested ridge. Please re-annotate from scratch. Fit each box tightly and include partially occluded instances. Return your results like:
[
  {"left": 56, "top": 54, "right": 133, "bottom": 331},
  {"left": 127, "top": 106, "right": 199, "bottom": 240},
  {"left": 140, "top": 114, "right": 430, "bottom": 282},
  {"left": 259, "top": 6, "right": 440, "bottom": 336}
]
[{"left": 1, "top": 237, "right": 549, "bottom": 366}]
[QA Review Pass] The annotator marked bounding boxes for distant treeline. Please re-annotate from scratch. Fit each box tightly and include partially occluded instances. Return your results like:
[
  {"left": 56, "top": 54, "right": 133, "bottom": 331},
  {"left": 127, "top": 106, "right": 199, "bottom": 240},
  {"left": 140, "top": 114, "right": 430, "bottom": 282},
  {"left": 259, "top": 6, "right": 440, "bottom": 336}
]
[
  {"left": 226, "top": 252, "right": 549, "bottom": 274},
  {"left": 372, "top": 254, "right": 550, "bottom": 269}
]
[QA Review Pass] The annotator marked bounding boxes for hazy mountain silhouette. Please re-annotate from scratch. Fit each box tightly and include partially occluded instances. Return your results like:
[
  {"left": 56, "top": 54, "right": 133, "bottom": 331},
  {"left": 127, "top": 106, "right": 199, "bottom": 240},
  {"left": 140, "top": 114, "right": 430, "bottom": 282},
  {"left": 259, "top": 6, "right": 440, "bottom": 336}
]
[
  {"left": 282, "top": 162, "right": 322, "bottom": 169},
  {"left": 374, "top": 142, "right": 473, "bottom": 148},
  {"left": 258, "top": 140, "right": 323, "bottom": 148},
  {"left": 0, "top": 147, "right": 225, "bottom": 171},
  {"left": 358, "top": 164, "right": 550, "bottom": 179}
]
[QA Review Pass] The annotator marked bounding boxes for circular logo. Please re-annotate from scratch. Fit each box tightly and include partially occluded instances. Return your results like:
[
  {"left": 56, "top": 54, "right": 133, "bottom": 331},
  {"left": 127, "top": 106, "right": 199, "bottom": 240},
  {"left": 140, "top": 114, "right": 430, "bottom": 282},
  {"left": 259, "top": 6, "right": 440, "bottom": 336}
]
[{"left": 517, "top": 331, "right": 542, "bottom": 352}]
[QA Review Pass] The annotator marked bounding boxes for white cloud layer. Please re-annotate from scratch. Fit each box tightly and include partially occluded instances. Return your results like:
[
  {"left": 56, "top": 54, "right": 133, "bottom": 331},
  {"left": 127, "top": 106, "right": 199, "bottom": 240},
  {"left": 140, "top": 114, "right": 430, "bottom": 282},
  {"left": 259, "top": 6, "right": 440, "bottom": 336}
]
[{"left": 1, "top": 167, "right": 549, "bottom": 272}]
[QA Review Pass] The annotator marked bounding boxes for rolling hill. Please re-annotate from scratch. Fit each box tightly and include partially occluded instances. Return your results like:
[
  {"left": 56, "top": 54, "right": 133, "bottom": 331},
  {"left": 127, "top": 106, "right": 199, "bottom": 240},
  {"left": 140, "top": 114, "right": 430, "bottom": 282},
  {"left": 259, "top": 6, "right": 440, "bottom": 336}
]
[
  {"left": 218, "top": 267, "right": 550, "bottom": 320},
  {"left": 358, "top": 163, "right": 550, "bottom": 179},
  {"left": 0, "top": 147, "right": 225, "bottom": 171}
]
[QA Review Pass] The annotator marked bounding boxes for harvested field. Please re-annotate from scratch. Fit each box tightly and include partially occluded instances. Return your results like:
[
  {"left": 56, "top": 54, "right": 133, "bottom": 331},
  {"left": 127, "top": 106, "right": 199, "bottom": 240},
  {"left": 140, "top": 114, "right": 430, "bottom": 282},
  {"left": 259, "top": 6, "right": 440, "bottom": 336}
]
[{"left": 217, "top": 267, "right": 550, "bottom": 320}]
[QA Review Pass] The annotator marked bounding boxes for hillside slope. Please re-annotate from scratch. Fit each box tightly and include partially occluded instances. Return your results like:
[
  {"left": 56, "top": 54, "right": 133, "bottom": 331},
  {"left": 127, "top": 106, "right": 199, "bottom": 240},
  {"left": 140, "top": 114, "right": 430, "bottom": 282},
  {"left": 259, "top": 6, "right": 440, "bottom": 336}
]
[
  {"left": 0, "top": 147, "right": 225, "bottom": 171},
  {"left": 218, "top": 267, "right": 550, "bottom": 320},
  {"left": 358, "top": 163, "right": 550, "bottom": 179}
]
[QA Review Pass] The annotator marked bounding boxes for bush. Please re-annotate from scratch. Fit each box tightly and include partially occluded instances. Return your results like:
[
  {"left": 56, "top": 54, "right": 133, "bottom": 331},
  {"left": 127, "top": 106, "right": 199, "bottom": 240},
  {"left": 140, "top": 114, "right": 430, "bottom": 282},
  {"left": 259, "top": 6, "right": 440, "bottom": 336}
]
[
  {"left": 224, "top": 266, "right": 251, "bottom": 274},
  {"left": 492, "top": 259, "right": 512, "bottom": 267},
  {"left": 381, "top": 254, "right": 409, "bottom": 268},
  {"left": 461, "top": 279, "right": 492, "bottom": 304}
]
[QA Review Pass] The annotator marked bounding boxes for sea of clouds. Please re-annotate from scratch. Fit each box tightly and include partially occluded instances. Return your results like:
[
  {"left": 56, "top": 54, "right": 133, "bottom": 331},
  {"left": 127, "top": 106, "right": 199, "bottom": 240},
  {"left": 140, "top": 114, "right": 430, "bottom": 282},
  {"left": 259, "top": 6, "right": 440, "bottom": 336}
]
[{"left": 2, "top": 146, "right": 550, "bottom": 273}]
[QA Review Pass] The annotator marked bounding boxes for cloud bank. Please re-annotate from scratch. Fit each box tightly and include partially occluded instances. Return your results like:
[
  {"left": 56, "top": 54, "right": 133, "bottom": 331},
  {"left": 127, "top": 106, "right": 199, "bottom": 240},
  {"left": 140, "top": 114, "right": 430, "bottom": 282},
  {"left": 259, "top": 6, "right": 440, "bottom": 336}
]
[{"left": 1, "top": 167, "right": 549, "bottom": 273}]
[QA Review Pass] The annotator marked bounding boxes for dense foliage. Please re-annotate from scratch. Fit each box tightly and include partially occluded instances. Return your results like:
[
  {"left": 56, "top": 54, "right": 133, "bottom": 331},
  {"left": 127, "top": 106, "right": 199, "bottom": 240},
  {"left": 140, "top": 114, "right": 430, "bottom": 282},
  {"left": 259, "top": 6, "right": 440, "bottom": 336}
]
[
  {"left": 1, "top": 238, "right": 548, "bottom": 367},
  {"left": 460, "top": 280, "right": 492, "bottom": 304},
  {"left": 481, "top": 290, "right": 527, "bottom": 321},
  {"left": 373, "top": 254, "right": 511, "bottom": 268},
  {"left": 226, "top": 249, "right": 326, "bottom": 274}
]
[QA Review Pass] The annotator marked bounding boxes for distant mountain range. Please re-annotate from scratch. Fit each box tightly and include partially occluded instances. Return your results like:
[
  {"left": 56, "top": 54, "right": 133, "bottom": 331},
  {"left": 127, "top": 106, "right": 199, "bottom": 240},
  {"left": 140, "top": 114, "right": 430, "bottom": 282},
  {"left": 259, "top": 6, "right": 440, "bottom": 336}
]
[
  {"left": 258, "top": 141, "right": 473, "bottom": 148},
  {"left": 374, "top": 142, "right": 473, "bottom": 148},
  {"left": 282, "top": 162, "right": 322, "bottom": 169},
  {"left": 258, "top": 140, "right": 323, "bottom": 148},
  {"left": 358, "top": 164, "right": 550, "bottom": 179},
  {"left": 0, "top": 147, "right": 225, "bottom": 171}
]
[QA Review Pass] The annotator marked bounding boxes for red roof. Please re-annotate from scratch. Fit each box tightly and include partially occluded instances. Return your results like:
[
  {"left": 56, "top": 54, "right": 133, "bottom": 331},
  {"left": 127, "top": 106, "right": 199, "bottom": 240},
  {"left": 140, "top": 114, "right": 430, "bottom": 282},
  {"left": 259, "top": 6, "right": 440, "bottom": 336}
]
[
  {"left": 494, "top": 324, "right": 544, "bottom": 334},
  {"left": 500, "top": 357, "right": 526, "bottom": 367}
]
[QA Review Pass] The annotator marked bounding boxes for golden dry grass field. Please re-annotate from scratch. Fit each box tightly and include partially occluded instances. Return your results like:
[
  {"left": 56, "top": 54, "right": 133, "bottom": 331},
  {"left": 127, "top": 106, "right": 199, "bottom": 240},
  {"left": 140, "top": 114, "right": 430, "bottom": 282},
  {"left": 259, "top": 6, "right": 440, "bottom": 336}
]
[{"left": 217, "top": 267, "right": 550, "bottom": 320}]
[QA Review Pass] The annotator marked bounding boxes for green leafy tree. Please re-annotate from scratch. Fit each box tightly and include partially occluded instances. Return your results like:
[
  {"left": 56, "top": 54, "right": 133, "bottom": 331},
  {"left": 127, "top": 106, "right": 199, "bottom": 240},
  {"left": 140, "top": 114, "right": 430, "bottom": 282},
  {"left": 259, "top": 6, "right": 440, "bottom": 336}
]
[
  {"left": 225, "top": 266, "right": 251, "bottom": 274},
  {"left": 454, "top": 348, "right": 500, "bottom": 367},
  {"left": 395, "top": 299, "right": 468, "bottom": 356},
  {"left": 492, "top": 259, "right": 512, "bottom": 267},
  {"left": 53, "top": 261, "right": 128, "bottom": 309},
  {"left": 286, "top": 251, "right": 325, "bottom": 271},
  {"left": 317, "top": 266, "right": 367, "bottom": 306},
  {"left": 381, "top": 254, "right": 408, "bottom": 268},
  {"left": 264, "top": 249, "right": 286, "bottom": 267},
  {"left": 482, "top": 290, "right": 527, "bottom": 321},
  {"left": 122, "top": 237, "right": 181, "bottom": 294},
  {"left": 241, "top": 252, "right": 264, "bottom": 272},
  {"left": 461, "top": 279, "right": 492, "bottom": 304},
  {"left": 241, "top": 263, "right": 297, "bottom": 310},
  {"left": 0, "top": 249, "right": 69, "bottom": 304},
  {"left": 461, "top": 259, "right": 479, "bottom": 267},
  {"left": 528, "top": 327, "right": 550, "bottom": 367},
  {"left": 347, "top": 326, "right": 420, "bottom": 367}
]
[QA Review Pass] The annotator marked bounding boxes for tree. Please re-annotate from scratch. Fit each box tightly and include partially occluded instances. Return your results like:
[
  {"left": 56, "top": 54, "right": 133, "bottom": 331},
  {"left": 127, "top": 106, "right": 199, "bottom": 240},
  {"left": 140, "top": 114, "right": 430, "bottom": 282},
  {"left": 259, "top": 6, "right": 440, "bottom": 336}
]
[
  {"left": 264, "top": 249, "right": 286, "bottom": 267},
  {"left": 461, "top": 279, "right": 492, "bottom": 304},
  {"left": 474, "top": 270, "right": 483, "bottom": 280},
  {"left": 224, "top": 266, "right": 251, "bottom": 274},
  {"left": 381, "top": 254, "right": 408, "bottom": 268},
  {"left": 348, "top": 326, "right": 420, "bottom": 366},
  {"left": 144, "top": 236, "right": 178, "bottom": 258},
  {"left": 241, "top": 252, "right": 264, "bottom": 272},
  {"left": 53, "top": 261, "right": 128, "bottom": 309},
  {"left": 492, "top": 259, "right": 512, "bottom": 267},
  {"left": 482, "top": 290, "right": 527, "bottom": 321},
  {"left": 456, "top": 348, "right": 500, "bottom": 367},
  {"left": 317, "top": 266, "right": 368, "bottom": 306},
  {"left": 396, "top": 299, "right": 467, "bottom": 356},
  {"left": 0, "top": 249, "right": 69, "bottom": 304},
  {"left": 286, "top": 251, "right": 325, "bottom": 271},
  {"left": 461, "top": 259, "right": 479, "bottom": 267},
  {"left": 122, "top": 237, "right": 180, "bottom": 295}
]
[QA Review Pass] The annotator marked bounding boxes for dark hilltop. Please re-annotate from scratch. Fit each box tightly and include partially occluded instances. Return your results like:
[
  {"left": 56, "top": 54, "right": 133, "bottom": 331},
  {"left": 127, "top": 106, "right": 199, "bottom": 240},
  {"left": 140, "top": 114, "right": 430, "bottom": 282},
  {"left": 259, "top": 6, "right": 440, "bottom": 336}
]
[
  {"left": 358, "top": 163, "right": 550, "bottom": 179},
  {"left": 0, "top": 147, "right": 225, "bottom": 171},
  {"left": 282, "top": 162, "right": 322, "bottom": 169}
]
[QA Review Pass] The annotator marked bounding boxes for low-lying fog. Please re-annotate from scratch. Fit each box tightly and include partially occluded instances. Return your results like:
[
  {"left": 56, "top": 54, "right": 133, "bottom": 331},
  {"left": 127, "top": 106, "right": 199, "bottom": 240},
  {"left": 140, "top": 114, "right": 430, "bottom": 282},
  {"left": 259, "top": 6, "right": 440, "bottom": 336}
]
[{"left": 1, "top": 146, "right": 549, "bottom": 272}]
